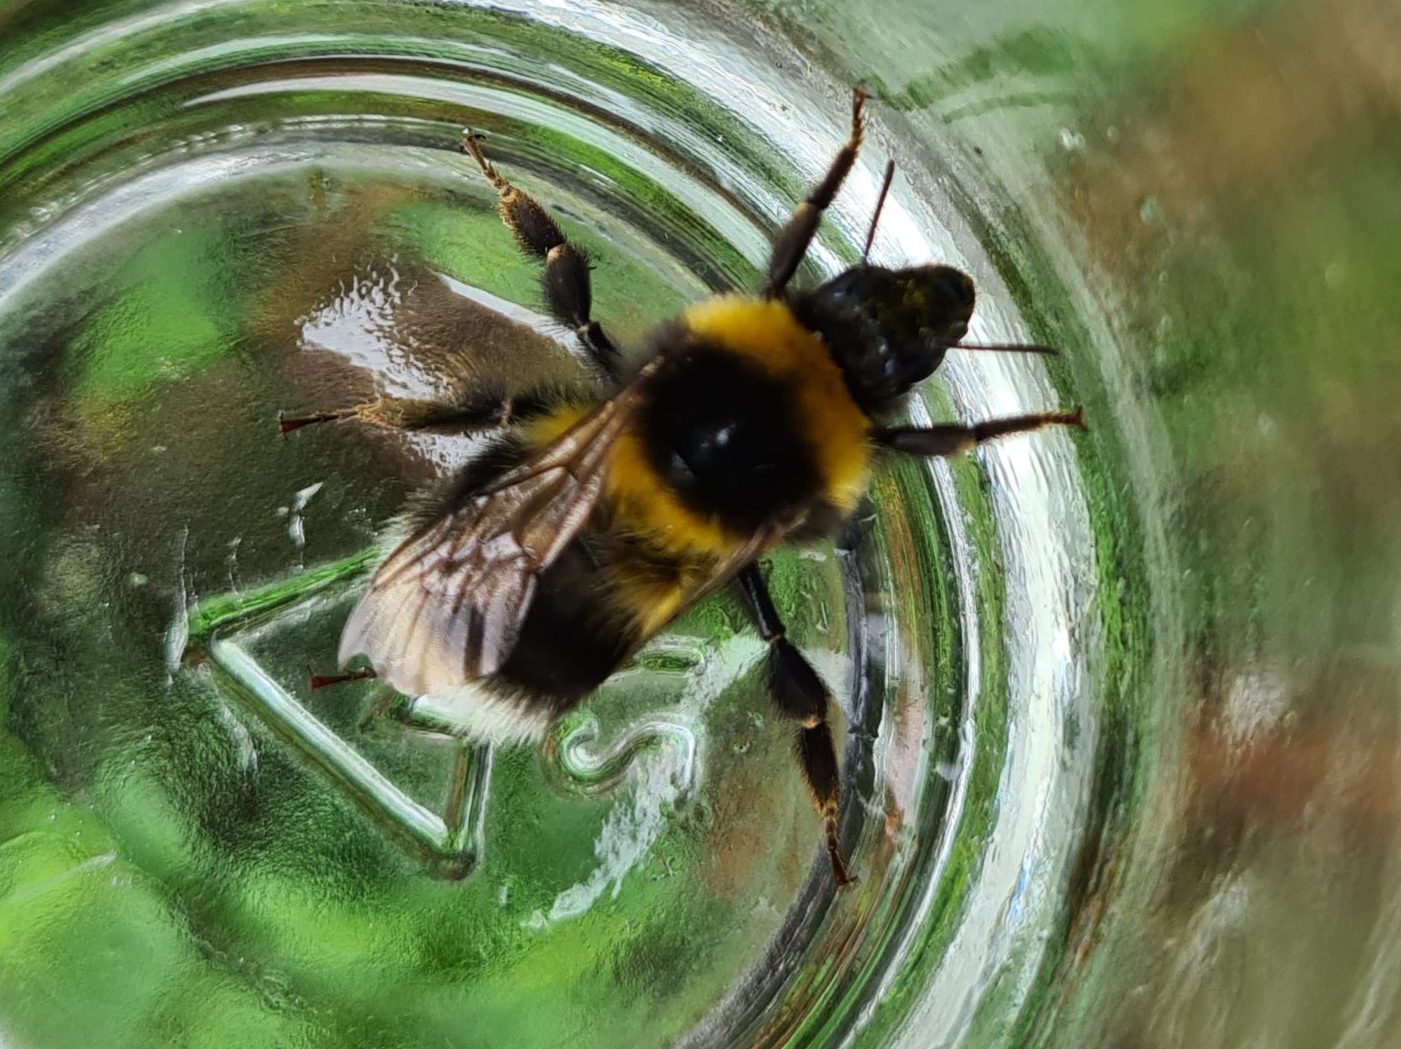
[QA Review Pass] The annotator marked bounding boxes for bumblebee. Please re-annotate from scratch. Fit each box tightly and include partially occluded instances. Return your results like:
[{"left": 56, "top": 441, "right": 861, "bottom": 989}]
[{"left": 281, "top": 90, "right": 1082, "bottom": 885}]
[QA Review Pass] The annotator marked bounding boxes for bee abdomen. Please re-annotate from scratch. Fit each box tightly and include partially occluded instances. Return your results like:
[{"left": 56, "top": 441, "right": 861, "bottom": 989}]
[{"left": 492, "top": 545, "right": 637, "bottom": 701}]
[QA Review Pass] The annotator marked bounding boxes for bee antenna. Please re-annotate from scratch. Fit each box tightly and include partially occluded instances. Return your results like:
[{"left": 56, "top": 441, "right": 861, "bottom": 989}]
[
  {"left": 861, "top": 159, "right": 896, "bottom": 265},
  {"left": 953, "top": 341, "right": 1060, "bottom": 356}
]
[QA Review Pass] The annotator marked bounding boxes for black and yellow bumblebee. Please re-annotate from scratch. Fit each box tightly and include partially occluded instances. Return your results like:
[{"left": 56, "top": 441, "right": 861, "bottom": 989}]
[{"left": 281, "top": 90, "right": 1082, "bottom": 885}]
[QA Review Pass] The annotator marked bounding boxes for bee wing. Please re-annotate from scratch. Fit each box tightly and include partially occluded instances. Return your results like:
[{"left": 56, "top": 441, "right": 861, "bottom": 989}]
[{"left": 338, "top": 384, "right": 644, "bottom": 696}]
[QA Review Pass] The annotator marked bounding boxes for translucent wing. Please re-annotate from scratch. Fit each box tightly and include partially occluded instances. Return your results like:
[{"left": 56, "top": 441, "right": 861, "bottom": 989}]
[{"left": 338, "top": 385, "right": 642, "bottom": 696}]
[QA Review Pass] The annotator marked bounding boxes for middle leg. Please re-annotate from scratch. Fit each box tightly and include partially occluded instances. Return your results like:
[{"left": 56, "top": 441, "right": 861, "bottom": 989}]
[
  {"left": 738, "top": 563, "right": 852, "bottom": 887},
  {"left": 876, "top": 407, "right": 1085, "bottom": 456},
  {"left": 462, "top": 133, "right": 624, "bottom": 385},
  {"left": 278, "top": 383, "right": 564, "bottom": 435}
]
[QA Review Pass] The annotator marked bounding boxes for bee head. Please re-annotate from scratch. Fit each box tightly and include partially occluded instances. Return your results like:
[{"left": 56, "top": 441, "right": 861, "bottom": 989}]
[{"left": 795, "top": 264, "right": 975, "bottom": 411}]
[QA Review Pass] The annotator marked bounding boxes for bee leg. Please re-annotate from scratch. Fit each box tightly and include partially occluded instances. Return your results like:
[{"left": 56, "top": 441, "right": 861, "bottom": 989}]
[
  {"left": 836, "top": 500, "right": 878, "bottom": 554},
  {"left": 278, "top": 384, "right": 565, "bottom": 436},
  {"left": 461, "top": 132, "right": 624, "bottom": 386},
  {"left": 762, "top": 88, "right": 868, "bottom": 299},
  {"left": 309, "top": 667, "right": 376, "bottom": 689},
  {"left": 738, "top": 564, "right": 853, "bottom": 887},
  {"left": 876, "top": 407, "right": 1086, "bottom": 456}
]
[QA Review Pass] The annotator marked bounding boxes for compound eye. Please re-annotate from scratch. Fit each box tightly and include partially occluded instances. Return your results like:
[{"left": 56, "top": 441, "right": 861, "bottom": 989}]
[
  {"left": 929, "top": 266, "right": 975, "bottom": 312},
  {"left": 824, "top": 267, "right": 871, "bottom": 306}
]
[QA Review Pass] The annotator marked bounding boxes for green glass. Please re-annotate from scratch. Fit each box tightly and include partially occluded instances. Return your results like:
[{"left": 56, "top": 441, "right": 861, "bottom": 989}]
[{"left": 2, "top": 1, "right": 1398, "bottom": 1047}]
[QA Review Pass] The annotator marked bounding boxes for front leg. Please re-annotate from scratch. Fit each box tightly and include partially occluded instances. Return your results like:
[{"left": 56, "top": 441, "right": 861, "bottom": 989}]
[
  {"left": 761, "top": 89, "right": 868, "bottom": 299},
  {"left": 737, "top": 563, "right": 852, "bottom": 887},
  {"left": 876, "top": 408, "right": 1084, "bottom": 456}
]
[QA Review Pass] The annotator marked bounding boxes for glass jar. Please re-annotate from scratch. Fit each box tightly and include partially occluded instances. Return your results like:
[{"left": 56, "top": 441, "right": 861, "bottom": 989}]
[{"left": 2, "top": 1, "right": 1398, "bottom": 1046}]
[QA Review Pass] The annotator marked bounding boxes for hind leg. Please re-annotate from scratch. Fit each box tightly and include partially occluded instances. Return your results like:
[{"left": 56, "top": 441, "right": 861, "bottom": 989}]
[{"left": 737, "top": 564, "right": 852, "bottom": 887}]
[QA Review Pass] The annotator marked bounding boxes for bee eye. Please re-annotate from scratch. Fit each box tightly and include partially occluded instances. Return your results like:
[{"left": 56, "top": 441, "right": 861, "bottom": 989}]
[{"left": 931, "top": 267, "right": 975, "bottom": 311}]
